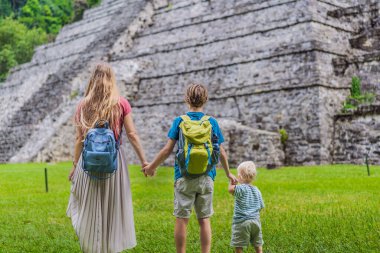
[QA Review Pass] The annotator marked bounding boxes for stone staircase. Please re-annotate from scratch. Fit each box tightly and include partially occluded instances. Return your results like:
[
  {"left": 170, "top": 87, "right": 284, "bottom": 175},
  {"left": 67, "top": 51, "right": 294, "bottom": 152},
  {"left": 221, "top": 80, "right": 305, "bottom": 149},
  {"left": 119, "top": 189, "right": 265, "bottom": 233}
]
[{"left": 0, "top": 0, "right": 152, "bottom": 163}]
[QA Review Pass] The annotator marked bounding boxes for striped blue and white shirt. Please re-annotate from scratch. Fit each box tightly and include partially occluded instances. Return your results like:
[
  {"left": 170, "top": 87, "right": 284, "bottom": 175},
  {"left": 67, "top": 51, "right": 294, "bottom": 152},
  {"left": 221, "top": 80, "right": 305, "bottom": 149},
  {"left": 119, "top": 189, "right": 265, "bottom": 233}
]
[{"left": 233, "top": 184, "right": 265, "bottom": 224}]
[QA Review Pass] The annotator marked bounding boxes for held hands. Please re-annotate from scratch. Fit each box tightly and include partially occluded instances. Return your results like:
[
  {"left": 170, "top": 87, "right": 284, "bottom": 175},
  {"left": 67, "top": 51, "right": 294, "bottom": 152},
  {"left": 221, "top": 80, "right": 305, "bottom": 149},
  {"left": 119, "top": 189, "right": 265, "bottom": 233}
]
[
  {"left": 228, "top": 172, "right": 238, "bottom": 185},
  {"left": 141, "top": 161, "right": 150, "bottom": 177},
  {"left": 141, "top": 162, "right": 156, "bottom": 177}
]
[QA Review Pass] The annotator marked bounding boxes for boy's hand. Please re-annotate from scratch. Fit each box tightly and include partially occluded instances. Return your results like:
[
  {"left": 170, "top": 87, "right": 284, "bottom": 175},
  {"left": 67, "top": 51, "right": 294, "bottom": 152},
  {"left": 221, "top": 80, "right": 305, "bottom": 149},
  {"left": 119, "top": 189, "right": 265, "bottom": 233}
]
[
  {"left": 141, "top": 161, "right": 150, "bottom": 177},
  {"left": 227, "top": 172, "right": 238, "bottom": 185},
  {"left": 143, "top": 164, "right": 156, "bottom": 177}
]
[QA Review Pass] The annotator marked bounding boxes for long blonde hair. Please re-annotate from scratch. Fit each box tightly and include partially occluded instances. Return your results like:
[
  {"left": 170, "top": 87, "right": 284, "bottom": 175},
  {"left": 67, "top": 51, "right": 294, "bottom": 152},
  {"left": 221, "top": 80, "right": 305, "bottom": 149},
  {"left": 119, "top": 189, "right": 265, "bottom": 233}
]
[{"left": 75, "top": 63, "right": 121, "bottom": 138}]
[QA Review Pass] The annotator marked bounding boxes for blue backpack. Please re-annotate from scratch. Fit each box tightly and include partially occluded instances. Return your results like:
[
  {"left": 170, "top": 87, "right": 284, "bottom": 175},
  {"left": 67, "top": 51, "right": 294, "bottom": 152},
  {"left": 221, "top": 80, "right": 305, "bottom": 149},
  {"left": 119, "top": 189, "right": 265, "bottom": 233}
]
[{"left": 82, "top": 120, "right": 120, "bottom": 179}]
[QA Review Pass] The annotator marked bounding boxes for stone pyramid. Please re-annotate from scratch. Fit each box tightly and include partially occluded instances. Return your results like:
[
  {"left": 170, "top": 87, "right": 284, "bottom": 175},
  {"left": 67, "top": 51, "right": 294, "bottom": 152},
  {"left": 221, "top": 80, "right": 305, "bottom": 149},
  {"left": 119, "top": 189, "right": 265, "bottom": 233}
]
[{"left": 1, "top": 0, "right": 379, "bottom": 167}]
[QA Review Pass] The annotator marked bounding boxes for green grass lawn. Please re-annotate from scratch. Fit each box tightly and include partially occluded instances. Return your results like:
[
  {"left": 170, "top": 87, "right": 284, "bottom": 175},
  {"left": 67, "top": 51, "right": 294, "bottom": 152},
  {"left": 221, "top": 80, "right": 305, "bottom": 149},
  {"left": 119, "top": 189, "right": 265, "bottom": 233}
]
[{"left": 0, "top": 163, "right": 379, "bottom": 253}]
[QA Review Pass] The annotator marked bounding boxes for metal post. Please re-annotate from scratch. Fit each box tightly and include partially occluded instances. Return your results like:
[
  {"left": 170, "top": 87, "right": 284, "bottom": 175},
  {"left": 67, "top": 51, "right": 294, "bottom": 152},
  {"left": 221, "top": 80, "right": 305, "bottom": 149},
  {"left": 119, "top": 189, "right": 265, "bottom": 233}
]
[
  {"left": 45, "top": 168, "right": 48, "bottom": 192},
  {"left": 365, "top": 154, "right": 370, "bottom": 176}
]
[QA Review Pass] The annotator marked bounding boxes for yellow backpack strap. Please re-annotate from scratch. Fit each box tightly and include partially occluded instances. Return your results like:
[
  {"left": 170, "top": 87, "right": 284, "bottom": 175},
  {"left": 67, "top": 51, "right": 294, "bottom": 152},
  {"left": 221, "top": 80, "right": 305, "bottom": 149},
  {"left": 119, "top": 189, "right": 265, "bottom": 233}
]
[
  {"left": 200, "top": 115, "right": 211, "bottom": 125},
  {"left": 180, "top": 115, "right": 191, "bottom": 121},
  {"left": 201, "top": 115, "right": 210, "bottom": 121}
]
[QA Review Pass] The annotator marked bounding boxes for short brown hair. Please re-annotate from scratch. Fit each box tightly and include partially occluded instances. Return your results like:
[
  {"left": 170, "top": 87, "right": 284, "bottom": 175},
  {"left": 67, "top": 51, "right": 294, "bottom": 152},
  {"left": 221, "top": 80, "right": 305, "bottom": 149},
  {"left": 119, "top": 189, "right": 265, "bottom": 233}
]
[{"left": 185, "top": 83, "right": 208, "bottom": 108}]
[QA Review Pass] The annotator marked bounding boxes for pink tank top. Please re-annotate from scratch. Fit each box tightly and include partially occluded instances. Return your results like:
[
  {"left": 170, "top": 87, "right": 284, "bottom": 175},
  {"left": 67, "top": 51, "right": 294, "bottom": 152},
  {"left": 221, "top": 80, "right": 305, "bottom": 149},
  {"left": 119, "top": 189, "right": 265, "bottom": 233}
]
[
  {"left": 116, "top": 97, "right": 132, "bottom": 142},
  {"left": 75, "top": 97, "right": 132, "bottom": 143}
]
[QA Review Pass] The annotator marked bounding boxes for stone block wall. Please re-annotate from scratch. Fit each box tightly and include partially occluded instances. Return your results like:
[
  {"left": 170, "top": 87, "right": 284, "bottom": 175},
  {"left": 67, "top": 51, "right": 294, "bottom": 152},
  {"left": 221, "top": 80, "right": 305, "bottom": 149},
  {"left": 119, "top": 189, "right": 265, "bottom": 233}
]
[
  {"left": 106, "top": 0, "right": 362, "bottom": 165},
  {"left": 331, "top": 0, "right": 380, "bottom": 93},
  {"left": 218, "top": 119, "right": 284, "bottom": 168},
  {"left": 333, "top": 105, "right": 380, "bottom": 164}
]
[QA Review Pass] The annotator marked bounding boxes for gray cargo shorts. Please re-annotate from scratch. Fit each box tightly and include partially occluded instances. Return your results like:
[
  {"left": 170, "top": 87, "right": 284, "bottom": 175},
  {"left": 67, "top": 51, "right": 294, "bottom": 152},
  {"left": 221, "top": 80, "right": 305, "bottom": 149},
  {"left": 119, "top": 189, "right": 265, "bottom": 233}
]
[{"left": 173, "top": 175, "right": 214, "bottom": 219}]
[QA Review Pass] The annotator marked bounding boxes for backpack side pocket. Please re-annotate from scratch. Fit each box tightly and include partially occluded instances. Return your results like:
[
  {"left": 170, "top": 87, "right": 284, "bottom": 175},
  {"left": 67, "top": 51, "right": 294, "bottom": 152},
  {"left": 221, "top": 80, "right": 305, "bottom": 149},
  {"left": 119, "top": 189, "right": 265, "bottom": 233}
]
[
  {"left": 176, "top": 129, "right": 186, "bottom": 174},
  {"left": 211, "top": 133, "right": 220, "bottom": 166},
  {"left": 176, "top": 148, "right": 186, "bottom": 170}
]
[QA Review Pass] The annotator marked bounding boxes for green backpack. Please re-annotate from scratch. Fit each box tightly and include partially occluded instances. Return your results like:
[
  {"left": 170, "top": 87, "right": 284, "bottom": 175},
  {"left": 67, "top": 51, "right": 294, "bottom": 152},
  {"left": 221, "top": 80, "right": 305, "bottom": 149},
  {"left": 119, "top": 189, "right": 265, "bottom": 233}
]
[{"left": 176, "top": 115, "right": 220, "bottom": 177}]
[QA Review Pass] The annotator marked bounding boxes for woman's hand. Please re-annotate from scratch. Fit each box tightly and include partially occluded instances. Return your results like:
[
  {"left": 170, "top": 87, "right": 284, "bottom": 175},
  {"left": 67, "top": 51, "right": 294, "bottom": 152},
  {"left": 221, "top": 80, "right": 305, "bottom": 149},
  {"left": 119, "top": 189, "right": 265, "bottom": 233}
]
[
  {"left": 142, "top": 161, "right": 149, "bottom": 169},
  {"left": 68, "top": 166, "right": 76, "bottom": 182}
]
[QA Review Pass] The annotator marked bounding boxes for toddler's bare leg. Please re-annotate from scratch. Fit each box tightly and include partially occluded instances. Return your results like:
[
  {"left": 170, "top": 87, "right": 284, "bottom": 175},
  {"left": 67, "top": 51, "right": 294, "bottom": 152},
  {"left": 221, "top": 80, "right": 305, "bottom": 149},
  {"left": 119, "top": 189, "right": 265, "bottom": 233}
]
[
  {"left": 235, "top": 247, "right": 243, "bottom": 253},
  {"left": 254, "top": 246, "right": 263, "bottom": 253}
]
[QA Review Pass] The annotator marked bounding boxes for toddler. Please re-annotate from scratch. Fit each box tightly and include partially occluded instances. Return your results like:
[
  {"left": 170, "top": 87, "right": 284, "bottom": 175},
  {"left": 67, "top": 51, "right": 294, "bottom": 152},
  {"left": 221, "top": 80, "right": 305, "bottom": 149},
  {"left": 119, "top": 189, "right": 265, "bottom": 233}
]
[{"left": 228, "top": 161, "right": 265, "bottom": 253}]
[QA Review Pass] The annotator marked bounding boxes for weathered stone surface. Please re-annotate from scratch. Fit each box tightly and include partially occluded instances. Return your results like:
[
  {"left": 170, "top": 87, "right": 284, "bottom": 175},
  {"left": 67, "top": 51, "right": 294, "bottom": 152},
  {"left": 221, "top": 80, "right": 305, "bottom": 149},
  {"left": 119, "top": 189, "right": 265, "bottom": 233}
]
[
  {"left": 333, "top": 105, "right": 380, "bottom": 164},
  {"left": 330, "top": 0, "right": 379, "bottom": 86},
  {"left": 123, "top": 113, "right": 285, "bottom": 168},
  {"left": 333, "top": 52, "right": 380, "bottom": 103},
  {"left": 319, "top": 87, "right": 350, "bottom": 163},
  {"left": 350, "top": 27, "right": 380, "bottom": 51},
  {"left": 217, "top": 119, "right": 284, "bottom": 169}
]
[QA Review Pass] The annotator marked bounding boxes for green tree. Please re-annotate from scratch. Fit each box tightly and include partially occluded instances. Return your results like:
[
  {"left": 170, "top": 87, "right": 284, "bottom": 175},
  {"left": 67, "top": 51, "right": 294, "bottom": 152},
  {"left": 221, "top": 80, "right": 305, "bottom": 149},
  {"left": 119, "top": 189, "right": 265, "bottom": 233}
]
[
  {"left": 0, "top": 45, "right": 17, "bottom": 81},
  {"left": 87, "top": 0, "right": 100, "bottom": 8},
  {"left": 9, "top": 0, "right": 28, "bottom": 14},
  {"left": 0, "top": 0, "right": 98, "bottom": 82},
  {"left": 0, "top": 0, "right": 13, "bottom": 18},
  {"left": 19, "top": 0, "right": 73, "bottom": 34},
  {"left": 0, "top": 18, "right": 47, "bottom": 81}
]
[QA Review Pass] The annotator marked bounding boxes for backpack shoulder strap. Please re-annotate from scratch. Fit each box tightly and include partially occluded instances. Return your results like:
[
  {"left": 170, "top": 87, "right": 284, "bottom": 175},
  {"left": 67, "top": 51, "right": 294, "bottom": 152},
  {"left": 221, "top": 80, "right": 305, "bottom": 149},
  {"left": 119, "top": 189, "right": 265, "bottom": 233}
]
[
  {"left": 180, "top": 115, "right": 191, "bottom": 121},
  {"left": 200, "top": 115, "right": 210, "bottom": 121}
]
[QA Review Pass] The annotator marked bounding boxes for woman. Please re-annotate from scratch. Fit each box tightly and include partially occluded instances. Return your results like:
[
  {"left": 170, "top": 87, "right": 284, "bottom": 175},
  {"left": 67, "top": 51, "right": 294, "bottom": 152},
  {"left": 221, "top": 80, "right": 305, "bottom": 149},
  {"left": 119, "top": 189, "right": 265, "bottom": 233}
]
[{"left": 67, "top": 62, "right": 147, "bottom": 253}]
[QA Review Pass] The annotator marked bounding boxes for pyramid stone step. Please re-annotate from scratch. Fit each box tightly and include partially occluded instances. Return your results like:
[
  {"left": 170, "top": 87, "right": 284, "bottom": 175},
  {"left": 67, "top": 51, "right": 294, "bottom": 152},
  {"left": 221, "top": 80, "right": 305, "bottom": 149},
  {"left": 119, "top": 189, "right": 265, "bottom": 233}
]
[
  {"left": 56, "top": 1, "right": 143, "bottom": 42},
  {"left": 129, "top": 1, "right": 339, "bottom": 58},
  {"left": 141, "top": 0, "right": 271, "bottom": 36},
  {"left": 83, "top": 0, "right": 132, "bottom": 19},
  {"left": 118, "top": 22, "right": 350, "bottom": 79},
  {"left": 132, "top": 52, "right": 323, "bottom": 106},
  {"left": 33, "top": 34, "right": 98, "bottom": 64},
  {"left": 55, "top": 12, "right": 114, "bottom": 41}
]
